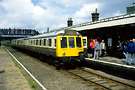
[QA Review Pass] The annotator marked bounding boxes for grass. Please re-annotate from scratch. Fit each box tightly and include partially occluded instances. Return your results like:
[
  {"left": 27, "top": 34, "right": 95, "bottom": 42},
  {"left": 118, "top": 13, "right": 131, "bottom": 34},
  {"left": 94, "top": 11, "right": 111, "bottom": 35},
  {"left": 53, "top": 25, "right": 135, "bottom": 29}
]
[{"left": 6, "top": 47, "right": 43, "bottom": 90}]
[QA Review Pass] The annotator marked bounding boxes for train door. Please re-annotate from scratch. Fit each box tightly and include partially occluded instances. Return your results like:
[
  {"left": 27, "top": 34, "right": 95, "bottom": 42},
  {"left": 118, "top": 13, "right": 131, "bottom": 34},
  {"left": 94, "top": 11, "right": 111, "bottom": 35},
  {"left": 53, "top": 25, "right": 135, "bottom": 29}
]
[{"left": 82, "top": 37, "right": 87, "bottom": 49}]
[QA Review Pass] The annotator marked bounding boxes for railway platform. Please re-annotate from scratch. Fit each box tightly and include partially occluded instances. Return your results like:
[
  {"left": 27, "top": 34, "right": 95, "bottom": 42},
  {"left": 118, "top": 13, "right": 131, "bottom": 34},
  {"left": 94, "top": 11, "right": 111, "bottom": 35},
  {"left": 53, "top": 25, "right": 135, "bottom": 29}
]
[
  {"left": 86, "top": 56, "right": 135, "bottom": 68},
  {"left": 0, "top": 47, "right": 32, "bottom": 90},
  {"left": 85, "top": 56, "right": 135, "bottom": 80}
]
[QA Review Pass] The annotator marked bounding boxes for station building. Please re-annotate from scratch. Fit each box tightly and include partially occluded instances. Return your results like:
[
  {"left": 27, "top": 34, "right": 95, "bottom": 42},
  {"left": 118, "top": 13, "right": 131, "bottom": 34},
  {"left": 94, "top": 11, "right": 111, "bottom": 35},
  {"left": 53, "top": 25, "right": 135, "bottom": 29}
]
[{"left": 66, "top": 4, "right": 135, "bottom": 58}]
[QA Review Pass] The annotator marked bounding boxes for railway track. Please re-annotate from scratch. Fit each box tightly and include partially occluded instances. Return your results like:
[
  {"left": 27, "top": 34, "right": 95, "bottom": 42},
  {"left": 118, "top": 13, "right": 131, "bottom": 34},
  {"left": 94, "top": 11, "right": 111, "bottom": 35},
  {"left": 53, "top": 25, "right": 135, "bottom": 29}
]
[
  {"left": 67, "top": 68, "right": 135, "bottom": 90},
  {"left": 7, "top": 47, "right": 135, "bottom": 90}
]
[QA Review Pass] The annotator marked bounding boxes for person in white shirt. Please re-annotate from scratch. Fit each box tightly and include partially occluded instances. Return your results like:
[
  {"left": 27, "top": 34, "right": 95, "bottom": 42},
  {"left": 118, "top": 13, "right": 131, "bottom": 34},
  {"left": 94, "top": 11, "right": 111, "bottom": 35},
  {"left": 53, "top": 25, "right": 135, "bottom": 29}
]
[
  {"left": 94, "top": 39, "right": 100, "bottom": 59},
  {"left": 100, "top": 40, "right": 106, "bottom": 56}
]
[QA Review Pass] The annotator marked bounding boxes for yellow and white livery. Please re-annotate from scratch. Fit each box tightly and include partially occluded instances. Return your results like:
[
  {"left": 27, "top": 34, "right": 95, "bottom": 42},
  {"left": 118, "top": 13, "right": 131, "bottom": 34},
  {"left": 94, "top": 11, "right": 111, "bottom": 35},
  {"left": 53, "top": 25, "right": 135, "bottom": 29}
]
[{"left": 11, "top": 29, "right": 85, "bottom": 63}]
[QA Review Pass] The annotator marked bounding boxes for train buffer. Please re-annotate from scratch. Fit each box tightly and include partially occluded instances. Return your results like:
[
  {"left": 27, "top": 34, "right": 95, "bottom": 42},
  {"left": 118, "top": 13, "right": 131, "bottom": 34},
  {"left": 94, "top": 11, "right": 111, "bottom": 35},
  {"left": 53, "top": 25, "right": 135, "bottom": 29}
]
[{"left": 0, "top": 47, "right": 32, "bottom": 90}]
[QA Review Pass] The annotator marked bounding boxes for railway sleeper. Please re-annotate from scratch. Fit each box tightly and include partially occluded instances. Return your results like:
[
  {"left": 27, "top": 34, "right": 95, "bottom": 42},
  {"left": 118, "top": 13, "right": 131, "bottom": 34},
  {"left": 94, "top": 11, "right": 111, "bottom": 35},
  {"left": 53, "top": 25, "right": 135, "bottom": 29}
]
[
  {"left": 96, "top": 80, "right": 108, "bottom": 84},
  {"left": 101, "top": 83, "right": 118, "bottom": 89}
]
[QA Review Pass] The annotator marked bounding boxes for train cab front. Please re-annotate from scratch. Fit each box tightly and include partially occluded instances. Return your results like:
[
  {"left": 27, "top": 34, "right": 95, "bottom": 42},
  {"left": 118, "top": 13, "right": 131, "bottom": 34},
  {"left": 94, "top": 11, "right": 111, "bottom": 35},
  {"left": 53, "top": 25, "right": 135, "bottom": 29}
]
[{"left": 56, "top": 36, "right": 84, "bottom": 62}]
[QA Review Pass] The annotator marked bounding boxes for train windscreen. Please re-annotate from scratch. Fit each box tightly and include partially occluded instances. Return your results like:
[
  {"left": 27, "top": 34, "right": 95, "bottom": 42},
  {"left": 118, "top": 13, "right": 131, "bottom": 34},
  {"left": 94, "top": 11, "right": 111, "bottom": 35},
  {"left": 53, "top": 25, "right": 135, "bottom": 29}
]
[
  {"left": 61, "top": 37, "right": 67, "bottom": 48},
  {"left": 69, "top": 37, "right": 75, "bottom": 48}
]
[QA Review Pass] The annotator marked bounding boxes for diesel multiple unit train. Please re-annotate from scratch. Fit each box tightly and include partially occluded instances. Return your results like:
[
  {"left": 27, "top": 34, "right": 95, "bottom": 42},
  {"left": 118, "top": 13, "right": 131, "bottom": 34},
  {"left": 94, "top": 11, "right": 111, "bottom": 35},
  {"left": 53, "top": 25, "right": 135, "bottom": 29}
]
[{"left": 10, "top": 29, "right": 87, "bottom": 66}]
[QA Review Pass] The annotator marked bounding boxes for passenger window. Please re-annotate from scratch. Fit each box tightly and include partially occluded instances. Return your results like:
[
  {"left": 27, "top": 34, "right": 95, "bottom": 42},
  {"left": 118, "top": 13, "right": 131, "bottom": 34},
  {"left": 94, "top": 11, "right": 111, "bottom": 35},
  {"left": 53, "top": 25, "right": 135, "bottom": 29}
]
[
  {"left": 39, "top": 39, "right": 42, "bottom": 45},
  {"left": 48, "top": 39, "right": 51, "bottom": 46},
  {"left": 54, "top": 39, "right": 56, "bottom": 47},
  {"left": 44, "top": 39, "right": 46, "bottom": 46},
  {"left": 30, "top": 40, "right": 32, "bottom": 45},
  {"left": 76, "top": 37, "right": 82, "bottom": 47},
  {"left": 36, "top": 39, "right": 38, "bottom": 45},
  {"left": 34, "top": 40, "right": 35, "bottom": 45},
  {"left": 61, "top": 37, "right": 67, "bottom": 48},
  {"left": 29, "top": 40, "right": 30, "bottom": 45},
  {"left": 35, "top": 39, "right": 37, "bottom": 45},
  {"left": 32, "top": 40, "right": 34, "bottom": 45},
  {"left": 33, "top": 40, "right": 34, "bottom": 45},
  {"left": 69, "top": 37, "right": 75, "bottom": 48}
]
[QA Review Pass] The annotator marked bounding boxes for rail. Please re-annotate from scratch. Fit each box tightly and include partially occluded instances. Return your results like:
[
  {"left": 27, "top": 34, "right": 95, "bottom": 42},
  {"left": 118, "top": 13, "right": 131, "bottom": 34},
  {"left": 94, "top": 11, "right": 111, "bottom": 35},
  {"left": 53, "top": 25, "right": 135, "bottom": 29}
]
[{"left": 67, "top": 68, "right": 135, "bottom": 90}]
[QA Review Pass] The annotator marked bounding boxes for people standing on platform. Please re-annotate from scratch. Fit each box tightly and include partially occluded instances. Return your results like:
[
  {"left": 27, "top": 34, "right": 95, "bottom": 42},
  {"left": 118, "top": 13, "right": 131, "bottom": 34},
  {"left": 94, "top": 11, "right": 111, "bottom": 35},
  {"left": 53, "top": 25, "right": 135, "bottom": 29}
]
[
  {"left": 132, "top": 38, "right": 135, "bottom": 64},
  {"left": 117, "top": 40, "right": 124, "bottom": 58},
  {"left": 88, "top": 39, "right": 95, "bottom": 58},
  {"left": 90, "top": 39, "right": 95, "bottom": 58},
  {"left": 94, "top": 39, "right": 100, "bottom": 59},
  {"left": 122, "top": 40, "right": 128, "bottom": 56},
  {"left": 100, "top": 40, "right": 106, "bottom": 57},
  {"left": 125, "top": 38, "right": 135, "bottom": 65},
  {"left": 122, "top": 40, "right": 128, "bottom": 63}
]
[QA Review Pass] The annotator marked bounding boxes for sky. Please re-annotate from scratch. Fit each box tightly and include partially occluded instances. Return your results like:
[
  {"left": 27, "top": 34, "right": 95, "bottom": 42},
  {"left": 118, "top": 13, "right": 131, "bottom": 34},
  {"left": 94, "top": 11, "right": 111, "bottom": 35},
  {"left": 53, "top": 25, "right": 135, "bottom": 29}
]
[{"left": 0, "top": 0, "right": 134, "bottom": 32}]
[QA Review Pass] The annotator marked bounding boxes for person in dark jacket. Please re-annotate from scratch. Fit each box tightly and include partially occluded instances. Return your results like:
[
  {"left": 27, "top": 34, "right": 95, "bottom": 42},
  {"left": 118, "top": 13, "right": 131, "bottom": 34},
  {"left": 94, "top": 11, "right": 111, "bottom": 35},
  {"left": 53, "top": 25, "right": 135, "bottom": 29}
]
[
  {"left": 132, "top": 38, "right": 135, "bottom": 64},
  {"left": 126, "top": 38, "right": 135, "bottom": 64}
]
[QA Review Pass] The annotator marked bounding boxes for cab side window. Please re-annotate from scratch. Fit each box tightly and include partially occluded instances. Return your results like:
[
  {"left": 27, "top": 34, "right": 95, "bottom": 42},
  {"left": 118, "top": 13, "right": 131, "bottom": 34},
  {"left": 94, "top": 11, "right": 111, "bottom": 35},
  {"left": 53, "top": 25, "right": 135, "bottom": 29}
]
[{"left": 83, "top": 39, "right": 87, "bottom": 47}]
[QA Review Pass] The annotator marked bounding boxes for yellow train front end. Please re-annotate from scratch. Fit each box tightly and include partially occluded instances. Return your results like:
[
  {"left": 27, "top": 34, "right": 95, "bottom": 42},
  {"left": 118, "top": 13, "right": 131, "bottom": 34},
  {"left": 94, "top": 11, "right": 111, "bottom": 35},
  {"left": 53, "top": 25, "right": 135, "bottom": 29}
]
[{"left": 56, "top": 35, "right": 84, "bottom": 58}]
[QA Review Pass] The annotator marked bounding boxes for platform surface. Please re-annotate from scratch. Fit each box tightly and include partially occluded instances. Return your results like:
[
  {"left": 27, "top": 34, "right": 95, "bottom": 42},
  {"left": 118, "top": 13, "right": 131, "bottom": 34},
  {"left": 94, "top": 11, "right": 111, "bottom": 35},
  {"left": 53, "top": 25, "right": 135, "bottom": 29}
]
[
  {"left": 0, "top": 47, "right": 32, "bottom": 90},
  {"left": 86, "top": 56, "right": 135, "bottom": 69}
]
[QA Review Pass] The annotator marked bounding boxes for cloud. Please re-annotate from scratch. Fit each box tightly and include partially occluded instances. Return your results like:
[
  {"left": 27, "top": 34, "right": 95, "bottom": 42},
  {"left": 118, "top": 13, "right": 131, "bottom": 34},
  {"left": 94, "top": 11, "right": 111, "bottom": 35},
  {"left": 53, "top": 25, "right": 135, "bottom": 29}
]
[
  {"left": 32, "top": 4, "right": 67, "bottom": 31},
  {"left": 112, "top": 10, "right": 123, "bottom": 16},
  {"left": 0, "top": 0, "right": 68, "bottom": 31},
  {"left": 74, "top": 3, "right": 99, "bottom": 18},
  {"left": 73, "top": 3, "right": 100, "bottom": 24},
  {"left": 0, "top": 0, "right": 34, "bottom": 28},
  {"left": 0, "top": 0, "right": 131, "bottom": 32}
]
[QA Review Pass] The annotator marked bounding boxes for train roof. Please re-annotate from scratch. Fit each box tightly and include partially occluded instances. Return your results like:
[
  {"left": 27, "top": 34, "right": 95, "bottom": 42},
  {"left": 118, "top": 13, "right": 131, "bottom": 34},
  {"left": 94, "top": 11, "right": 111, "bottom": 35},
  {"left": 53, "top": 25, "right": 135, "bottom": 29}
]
[
  {"left": 28, "top": 30, "right": 58, "bottom": 39},
  {"left": 13, "top": 30, "right": 61, "bottom": 40},
  {"left": 15, "top": 29, "right": 80, "bottom": 40}
]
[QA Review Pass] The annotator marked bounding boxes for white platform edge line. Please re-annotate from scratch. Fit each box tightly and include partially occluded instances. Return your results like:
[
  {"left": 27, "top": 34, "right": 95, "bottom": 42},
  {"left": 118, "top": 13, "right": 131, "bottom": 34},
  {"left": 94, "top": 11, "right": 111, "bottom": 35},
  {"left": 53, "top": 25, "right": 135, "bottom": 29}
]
[
  {"left": 6, "top": 48, "right": 47, "bottom": 90},
  {"left": 85, "top": 58, "right": 135, "bottom": 69}
]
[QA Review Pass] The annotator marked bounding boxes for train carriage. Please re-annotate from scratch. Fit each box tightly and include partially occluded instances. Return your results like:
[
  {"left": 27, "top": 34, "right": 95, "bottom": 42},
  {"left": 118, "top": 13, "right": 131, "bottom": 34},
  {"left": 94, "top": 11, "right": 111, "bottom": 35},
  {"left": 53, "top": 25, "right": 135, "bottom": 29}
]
[{"left": 11, "top": 29, "right": 86, "bottom": 66}]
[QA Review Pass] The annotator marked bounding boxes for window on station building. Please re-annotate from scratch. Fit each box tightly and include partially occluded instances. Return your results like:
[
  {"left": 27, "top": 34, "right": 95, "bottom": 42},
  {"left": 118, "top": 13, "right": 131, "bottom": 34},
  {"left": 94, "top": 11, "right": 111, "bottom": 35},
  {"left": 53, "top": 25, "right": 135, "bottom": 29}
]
[
  {"left": 68, "top": 37, "right": 75, "bottom": 48},
  {"left": 76, "top": 37, "right": 82, "bottom": 47},
  {"left": 61, "top": 37, "right": 67, "bottom": 48}
]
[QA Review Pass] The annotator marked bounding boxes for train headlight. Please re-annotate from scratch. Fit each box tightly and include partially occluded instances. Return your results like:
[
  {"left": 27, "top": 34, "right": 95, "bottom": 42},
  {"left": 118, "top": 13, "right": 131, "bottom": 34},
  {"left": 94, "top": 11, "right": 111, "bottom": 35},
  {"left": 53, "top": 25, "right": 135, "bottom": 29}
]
[{"left": 63, "top": 52, "right": 66, "bottom": 56}]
